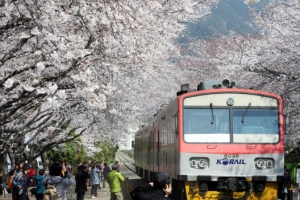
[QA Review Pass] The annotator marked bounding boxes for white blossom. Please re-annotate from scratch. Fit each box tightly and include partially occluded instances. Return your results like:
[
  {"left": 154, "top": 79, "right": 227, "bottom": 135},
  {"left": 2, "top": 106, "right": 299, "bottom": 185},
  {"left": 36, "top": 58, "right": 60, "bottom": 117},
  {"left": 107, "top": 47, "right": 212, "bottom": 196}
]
[
  {"left": 4, "top": 78, "right": 14, "bottom": 88},
  {"left": 23, "top": 85, "right": 35, "bottom": 92}
]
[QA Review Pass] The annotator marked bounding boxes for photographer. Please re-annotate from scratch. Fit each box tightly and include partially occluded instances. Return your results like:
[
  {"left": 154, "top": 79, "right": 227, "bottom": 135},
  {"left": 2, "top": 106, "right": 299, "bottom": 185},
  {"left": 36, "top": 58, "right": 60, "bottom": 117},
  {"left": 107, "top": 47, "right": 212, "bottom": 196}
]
[
  {"left": 42, "top": 162, "right": 75, "bottom": 200},
  {"left": 130, "top": 172, "right": 173, "bottom": 200}
]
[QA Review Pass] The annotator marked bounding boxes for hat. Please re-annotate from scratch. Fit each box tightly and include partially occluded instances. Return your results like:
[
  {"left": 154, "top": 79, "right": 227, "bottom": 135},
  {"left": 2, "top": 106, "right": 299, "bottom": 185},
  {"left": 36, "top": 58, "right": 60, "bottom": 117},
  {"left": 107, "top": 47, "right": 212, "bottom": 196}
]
[
  {"left": 23, "top": 163, "right": 31, "bottom": 170},
  {"left": 153, "top": 172, "right": 169, "bottom": 189}
]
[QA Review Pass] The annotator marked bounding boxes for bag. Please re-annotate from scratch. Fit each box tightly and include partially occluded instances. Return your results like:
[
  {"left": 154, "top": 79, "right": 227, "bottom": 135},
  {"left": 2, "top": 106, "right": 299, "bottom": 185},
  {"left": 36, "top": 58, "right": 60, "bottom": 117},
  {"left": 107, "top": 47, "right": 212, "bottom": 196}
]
[
  {"left": 8, "top": 172, "right": 23, "bottom": 190},
  {"left": 30, "top": 187, "right": 37, "bottom": 195},
  {"left": 43, "top": 179, "right": 60, "bottom": 200},
  {"left": 283, "top": 187, "right": 288, "bottom": 193},
  {"left": 8, "top": 175, "right": 15, "bottom": 190},
  {"left": 43, "top": 184, "right": 60, "bottom": 200}
]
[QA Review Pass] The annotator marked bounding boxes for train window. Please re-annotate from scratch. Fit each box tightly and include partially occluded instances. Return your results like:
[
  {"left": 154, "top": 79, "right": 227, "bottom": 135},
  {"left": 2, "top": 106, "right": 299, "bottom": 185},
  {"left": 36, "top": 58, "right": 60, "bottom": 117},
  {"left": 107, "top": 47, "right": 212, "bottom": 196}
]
[
  {"left": 183, "top": 108, "right": 230, "bottom": 143},
  {"left": 233, "top": 109, "right": 279, "bottom": 143}
]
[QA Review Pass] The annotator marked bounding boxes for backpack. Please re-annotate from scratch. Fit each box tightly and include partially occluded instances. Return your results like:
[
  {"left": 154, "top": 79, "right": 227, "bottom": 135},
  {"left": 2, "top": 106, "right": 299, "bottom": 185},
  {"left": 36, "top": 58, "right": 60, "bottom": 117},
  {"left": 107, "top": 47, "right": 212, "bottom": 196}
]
[
  {"left": 29, "top": 167, "right": 35, "bottom": 178},
  {"left": 43, "top": 179, "right": 61, "bottom": 200},
  {"left": 8, "top": 172, "right": 22, "bottom": 190},
  {"left": 8, "top": 175, "right": 15, "bottom": 190}
]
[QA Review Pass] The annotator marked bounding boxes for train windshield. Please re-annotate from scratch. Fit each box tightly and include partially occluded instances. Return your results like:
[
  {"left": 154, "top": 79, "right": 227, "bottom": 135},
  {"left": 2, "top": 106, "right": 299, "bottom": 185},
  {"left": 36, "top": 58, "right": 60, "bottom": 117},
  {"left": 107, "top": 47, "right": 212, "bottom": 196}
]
[
  {"left": 183, "top": 108, "right": 279, "bottom": 143},
  {"left": 233, "top": 109, "right": 279, "bottom": 143},
  {"left": 184, "top": 109, "right": 230, "bottom": 143}
]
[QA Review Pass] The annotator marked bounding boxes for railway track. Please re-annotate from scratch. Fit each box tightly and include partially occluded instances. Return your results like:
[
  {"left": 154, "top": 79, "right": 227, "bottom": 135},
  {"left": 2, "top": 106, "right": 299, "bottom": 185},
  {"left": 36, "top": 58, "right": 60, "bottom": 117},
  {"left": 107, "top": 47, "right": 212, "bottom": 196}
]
[
  {"left": 115, "top": 153, "right": 147, "bottom": 200},
  {"left": 116, "top": 153, "right": 136, "bottom": 176}
]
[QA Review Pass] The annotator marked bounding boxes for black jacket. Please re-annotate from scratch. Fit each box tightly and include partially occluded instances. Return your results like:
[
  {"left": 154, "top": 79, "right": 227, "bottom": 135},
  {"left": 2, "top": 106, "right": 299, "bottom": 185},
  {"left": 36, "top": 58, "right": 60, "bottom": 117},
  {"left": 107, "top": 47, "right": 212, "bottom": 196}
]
[
  {"left": 103, "top": 166, "right": 111, "bottom": 179},
  {"left": 130, "top": 183, "right": 173, "bottom": 200},
  {"left": 75, "top": 171, "right": 90, "bottom": 193}
]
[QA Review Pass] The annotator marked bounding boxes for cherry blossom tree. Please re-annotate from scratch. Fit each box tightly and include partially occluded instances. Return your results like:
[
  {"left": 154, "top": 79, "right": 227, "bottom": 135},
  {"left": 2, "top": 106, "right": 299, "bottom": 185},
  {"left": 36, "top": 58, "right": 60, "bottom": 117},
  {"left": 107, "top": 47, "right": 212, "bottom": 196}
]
[
  {"left": 180, "top": 0, "right": 300, "bottom": 158},
  {"left": 249, "top": 0, "right": 300, "bottom": 157},
  {"left": 0, "top": 0, "right": 218, "bottom": 172}
]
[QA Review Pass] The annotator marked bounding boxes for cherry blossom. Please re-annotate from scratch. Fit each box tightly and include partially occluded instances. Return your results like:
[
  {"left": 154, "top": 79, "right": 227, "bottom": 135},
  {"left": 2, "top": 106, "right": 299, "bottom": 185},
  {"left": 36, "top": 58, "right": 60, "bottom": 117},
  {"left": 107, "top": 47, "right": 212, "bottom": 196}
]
[{"left": 0, "top": 0, "right": 218, "bottom": 167}]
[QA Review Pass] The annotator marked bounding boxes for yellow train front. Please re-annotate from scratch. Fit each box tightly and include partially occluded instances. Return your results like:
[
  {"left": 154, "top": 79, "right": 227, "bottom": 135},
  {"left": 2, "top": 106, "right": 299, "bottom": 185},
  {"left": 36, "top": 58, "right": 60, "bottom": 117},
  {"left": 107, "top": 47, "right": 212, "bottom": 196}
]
[{"left": 134, "top": 80, "right": 285, "bottom": 200}]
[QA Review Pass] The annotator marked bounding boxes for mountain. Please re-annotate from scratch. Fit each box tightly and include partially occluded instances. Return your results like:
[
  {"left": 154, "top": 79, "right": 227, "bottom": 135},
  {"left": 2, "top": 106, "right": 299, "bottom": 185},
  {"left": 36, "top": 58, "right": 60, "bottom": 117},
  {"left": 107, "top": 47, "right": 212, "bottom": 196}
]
[{"left": 179, "top": 0, "right": 268, "bottom": 42}]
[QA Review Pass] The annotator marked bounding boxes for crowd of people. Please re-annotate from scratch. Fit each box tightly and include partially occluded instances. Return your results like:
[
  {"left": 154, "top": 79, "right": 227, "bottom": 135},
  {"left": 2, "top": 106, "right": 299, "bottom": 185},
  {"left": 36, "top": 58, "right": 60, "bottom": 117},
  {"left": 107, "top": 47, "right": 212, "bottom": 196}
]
[
  {"left": 0, "top": 160, "right": 127, "bottom": 200},
  {"left": 0, "top": 158, "right": 183, "bottom": 200}
]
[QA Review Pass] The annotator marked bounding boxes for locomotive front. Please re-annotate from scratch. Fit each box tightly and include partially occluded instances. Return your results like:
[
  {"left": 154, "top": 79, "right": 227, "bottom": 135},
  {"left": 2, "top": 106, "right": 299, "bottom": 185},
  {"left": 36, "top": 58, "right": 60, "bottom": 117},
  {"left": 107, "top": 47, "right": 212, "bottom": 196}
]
[{"left": 176, "top": 81, "right": 284, "bottom": 200}]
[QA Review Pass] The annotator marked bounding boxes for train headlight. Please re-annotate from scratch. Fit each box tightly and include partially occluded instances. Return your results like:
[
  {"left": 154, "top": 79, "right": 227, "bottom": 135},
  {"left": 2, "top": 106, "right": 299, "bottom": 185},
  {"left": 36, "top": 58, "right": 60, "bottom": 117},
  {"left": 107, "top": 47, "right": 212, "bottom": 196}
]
[
  {"left": 256, "top": 160, "right": 264, "bottom": 169},
  {"left": 254, "top": 158, "right": 274, "bottom": 169},
  {"left": 198, "top": 159, "right": 208, "bottom": 168},
  {"left": 190, "top": 160, "right": 197, "bottom": 167},
  {"left": 266, "top": 160, "right": 273, "bottom": 168}
]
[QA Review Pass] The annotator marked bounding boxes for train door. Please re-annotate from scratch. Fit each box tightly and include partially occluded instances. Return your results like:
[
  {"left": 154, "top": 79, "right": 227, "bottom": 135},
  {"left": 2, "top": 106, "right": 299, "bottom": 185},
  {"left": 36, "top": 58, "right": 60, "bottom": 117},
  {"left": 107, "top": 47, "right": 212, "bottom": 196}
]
[
  {"left": 147, "top": 135, "right": 150, "bottom": 166},
  {"left": 174, "top": 115, "right": 179, "bottom": 178}
]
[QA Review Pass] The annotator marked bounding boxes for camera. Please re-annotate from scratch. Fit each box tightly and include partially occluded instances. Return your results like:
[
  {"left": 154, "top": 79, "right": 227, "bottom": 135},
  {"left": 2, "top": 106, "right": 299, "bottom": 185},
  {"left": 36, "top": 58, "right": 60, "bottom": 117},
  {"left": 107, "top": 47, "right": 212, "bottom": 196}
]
[{"left": 18, "top": 189, "right": 23, "bottom": 195}]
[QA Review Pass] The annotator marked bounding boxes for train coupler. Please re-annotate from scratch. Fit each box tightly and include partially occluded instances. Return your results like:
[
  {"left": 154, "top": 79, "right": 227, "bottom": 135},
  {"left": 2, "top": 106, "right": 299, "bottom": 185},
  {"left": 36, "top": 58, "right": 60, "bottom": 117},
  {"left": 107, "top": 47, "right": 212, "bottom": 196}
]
[{"left": 217, "top": 178, "right": 247, "bottom": 192}]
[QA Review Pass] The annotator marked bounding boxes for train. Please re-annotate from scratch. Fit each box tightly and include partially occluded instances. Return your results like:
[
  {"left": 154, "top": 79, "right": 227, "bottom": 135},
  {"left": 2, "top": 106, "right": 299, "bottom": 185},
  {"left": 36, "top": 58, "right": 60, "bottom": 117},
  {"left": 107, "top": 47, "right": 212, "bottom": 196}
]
[{"left": 133, "top": 79, "right": 285, "bottom": 200}]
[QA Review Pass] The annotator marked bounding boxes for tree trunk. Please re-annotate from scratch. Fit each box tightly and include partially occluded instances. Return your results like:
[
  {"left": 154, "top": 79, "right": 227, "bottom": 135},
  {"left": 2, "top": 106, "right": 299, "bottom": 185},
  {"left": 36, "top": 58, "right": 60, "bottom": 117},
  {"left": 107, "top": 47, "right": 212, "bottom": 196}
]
[
  {"left": 42, "top": 151, "right": 50, "bottom": 172},
  {"left": 0, "top": 151, "right": 9, "bottom": 183},
  {"left": 29, "top": 145, "right": 39, "bottom": 172}
]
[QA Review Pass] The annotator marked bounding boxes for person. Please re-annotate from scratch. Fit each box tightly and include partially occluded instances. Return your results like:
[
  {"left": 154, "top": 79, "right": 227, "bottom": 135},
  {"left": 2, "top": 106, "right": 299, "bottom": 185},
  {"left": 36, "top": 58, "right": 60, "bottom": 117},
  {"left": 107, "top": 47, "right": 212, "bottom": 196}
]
[
  {"left": 96, "top": 162, "right": 102, "bottom": 189},
  {"left": 35, "top": 169, "right": 46, "bottom": 200},
  {"left": 109, "top": 161, "right": 114, "bottom": 170},
  {"left": 284, "top": 165, "right": 286, "bottom": 175},
  {"left": 0, "top": 170, "right": 3, "bottom": 196},
  {"left": 281, "top": 169, "right": 293, "bottom": 200},
  {"left": 75, "top": 165, "right": 90, "bottom": 200},
  {"left": 29, "top": 165, "right": 36, "bottom": 187},
  {"left": 9, "top": 161, "right": 22, "bottom": 200},
  {"left": 114, "top": 161, "right": 120, "bottom": 172},
  {"left": 9, "top": 163, "right": 19, "bottom": 176},
  {"left": 99, "top": 162, "right": 104, "bottom": 185},
  {"left": 107, "top": 164, "right": 125, "bottom": 200},
  {"left": 0, "top": 170, "right": 9, "bottom": 197},
  {"left": 102, "top": 163, "right": 111, "bottom": 188},
  {"left": 68, "top": 163, "right": 72, "bottom": 173},
  {"left": 130, "top": 172, "right": 173, "bottom": 200},
  {"left": 42, "top": 162, "right": 75, "bottom": 200},
  {"left": 90, "top": 163, "right": 100, "bottom": 199},
  {"left": 12, "top": 163, "right": 32, "bottom": 200},
  {"left": 1, "top": 184, "right": 9, "bottom": 197},
  {"left": 77, "top": 162, "right": 82, "bottom": 172},
  {"left": 84, "top": 162, "right": 89, "bottom": 171},
  {"left": 65, "top": 162, "right": 72, "bottom": 173}
]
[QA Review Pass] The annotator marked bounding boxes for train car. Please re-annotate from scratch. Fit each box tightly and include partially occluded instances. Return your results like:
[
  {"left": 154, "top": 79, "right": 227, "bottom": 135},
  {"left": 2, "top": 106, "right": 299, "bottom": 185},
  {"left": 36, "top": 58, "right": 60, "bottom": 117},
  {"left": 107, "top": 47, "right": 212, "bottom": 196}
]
[{"left": 133, "top": 79, "right": 285, "bottom": 200}]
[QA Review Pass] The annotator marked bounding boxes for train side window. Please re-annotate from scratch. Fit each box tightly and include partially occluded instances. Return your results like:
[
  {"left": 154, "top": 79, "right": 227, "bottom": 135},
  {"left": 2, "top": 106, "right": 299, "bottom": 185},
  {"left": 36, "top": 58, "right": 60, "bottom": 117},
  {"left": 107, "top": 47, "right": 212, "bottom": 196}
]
[{"left": 170, "top": 116, "right": 177, "bottom": 134}]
